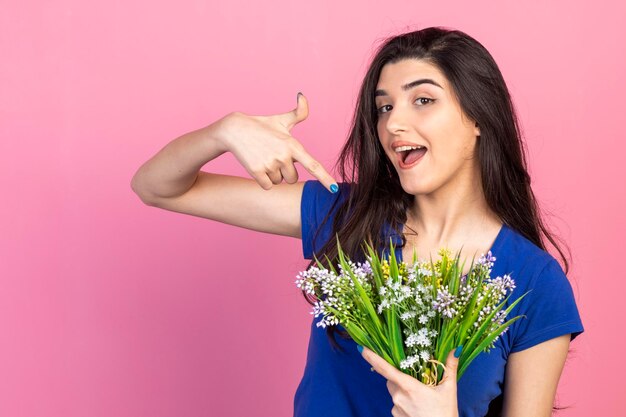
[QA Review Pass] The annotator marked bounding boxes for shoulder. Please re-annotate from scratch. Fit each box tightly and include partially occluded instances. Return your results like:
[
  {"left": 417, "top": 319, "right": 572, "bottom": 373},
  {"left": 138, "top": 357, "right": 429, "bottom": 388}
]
[
  {"left": 300, "top": 180, "right": 352, "bottom": 259},
  {"left": 493, "top": 225, "right": 566, "bottom": 290},
  {"left": 301, "top": 180, "right": 351, "bottom": 206},
  {"left": 498, "top": 225, "right": 556, "bottom": 270},
  {"left": 495, "top": 225, "right": 573, "bottom": 308},
  {"left": 300, "top": 180, "right": 352, "bottom": 225},
  {"left": 495, "top": 225, "right": 584, "bottom": 353}
]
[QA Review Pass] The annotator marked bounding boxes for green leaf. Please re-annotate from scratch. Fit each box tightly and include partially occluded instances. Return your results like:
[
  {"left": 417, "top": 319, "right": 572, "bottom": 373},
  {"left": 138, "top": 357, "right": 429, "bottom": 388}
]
[
  {"left": 345, "top": 321, "right": 395, "bottom": 364},
  {"left": 456, "top": 259, "right": 481, "bottom": 343},
  {"left": 385, "top": 305, "right": 406, "bottom": 366},
  {"left": 458, "top": 290, "right": 530, "bottom": 375},
  {"left": 388, "top": 237, "right": 399, "bottom": 280},
  {"left": 336, "top": 237, "right": 387, "bottom": 343},
  {"left": 364, "top": 240, "right": 384, "bottom": 290},
  {"left": 458, "top": 314, "right": 525, "bottom": 379}
]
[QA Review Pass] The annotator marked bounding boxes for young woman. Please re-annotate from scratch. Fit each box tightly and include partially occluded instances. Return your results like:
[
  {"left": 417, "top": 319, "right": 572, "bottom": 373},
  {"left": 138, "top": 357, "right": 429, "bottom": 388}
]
[{"left": 131, "top": 27, "right": 584, "bottom": 417}]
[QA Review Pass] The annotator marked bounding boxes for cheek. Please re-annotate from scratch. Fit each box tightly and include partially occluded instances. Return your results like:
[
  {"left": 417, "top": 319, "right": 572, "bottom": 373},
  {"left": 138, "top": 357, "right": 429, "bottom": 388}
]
[
  {"left": 376, "top": 119, "right": 389, "bottom": 140},
  {"left": 376, "top": 120, "right": 385, "bottom": 141},
  {"left": 376, "top": 125, "right": 394, "bottom": 159},
  {"left": 429, "top": 113, "right": 474, "bottom": 154},
  {"left": 419, "top": 109, "right": 454, "bottom": 143}
]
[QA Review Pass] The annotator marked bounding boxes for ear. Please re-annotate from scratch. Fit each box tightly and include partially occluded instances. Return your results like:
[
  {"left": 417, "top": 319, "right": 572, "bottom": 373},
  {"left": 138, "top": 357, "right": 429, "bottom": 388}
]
[{"left": 474, "top": 122, "right": 480, "bottom": 137}]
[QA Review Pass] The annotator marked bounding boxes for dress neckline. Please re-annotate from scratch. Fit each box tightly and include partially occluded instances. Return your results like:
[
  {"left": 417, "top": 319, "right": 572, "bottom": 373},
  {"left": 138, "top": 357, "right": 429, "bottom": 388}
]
[{"left": 394, "top": 222, "right": 509, "bottom": 264}]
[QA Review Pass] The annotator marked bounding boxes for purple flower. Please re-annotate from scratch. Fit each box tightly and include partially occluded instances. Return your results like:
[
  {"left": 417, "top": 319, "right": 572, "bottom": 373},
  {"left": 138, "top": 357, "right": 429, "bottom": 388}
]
[
  {"left": 477, "top": 251, "right": 496, "bottom": 269},
  {"left": 358, "top": 261, "right": 373, "bottom": 275},
  {"left": 433, "top": 287, "right": 457, "bottom": 318},
  {"left": 487, "top": 274, "right": 516, "bottom": 297}
]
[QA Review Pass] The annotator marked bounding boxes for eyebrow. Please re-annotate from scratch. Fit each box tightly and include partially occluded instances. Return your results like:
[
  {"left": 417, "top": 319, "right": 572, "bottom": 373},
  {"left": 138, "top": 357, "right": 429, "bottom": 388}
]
[{"left": 375, "top": 78, "right": 443, "bottom": 97}]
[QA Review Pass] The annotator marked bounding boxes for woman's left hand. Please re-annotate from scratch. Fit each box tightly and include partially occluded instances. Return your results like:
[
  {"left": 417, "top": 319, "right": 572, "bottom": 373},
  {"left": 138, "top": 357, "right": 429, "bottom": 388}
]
[{"left": 360, "top": 346, "right": 461, "bottom": 417}]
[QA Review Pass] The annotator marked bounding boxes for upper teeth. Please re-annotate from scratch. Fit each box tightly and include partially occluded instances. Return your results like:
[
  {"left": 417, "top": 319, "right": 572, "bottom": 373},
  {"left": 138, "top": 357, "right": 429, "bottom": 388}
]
[{"left": 394, "top": 145, "right": 424, "bottom": 152}]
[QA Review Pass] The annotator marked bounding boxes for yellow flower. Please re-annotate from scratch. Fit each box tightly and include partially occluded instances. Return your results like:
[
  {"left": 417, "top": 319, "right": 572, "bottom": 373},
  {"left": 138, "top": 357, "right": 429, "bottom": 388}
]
[
  {"left": 382, "top": 260, "right": 390, "bottom": 279},
  {"left": 398, "top": 263, "right": 409, "bottom": 282}
]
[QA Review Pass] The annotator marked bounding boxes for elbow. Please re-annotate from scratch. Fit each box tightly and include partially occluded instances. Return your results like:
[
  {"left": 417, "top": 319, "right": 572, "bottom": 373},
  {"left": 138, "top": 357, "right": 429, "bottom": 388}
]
[{"left": 130, "top": 174, "right": 157, "bottom": 206}]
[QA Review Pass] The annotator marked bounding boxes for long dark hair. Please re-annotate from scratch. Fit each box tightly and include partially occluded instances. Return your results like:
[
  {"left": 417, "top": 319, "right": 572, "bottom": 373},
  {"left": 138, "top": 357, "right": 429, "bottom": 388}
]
[{"left": 300, "top": 26, "right": 571, "bottom": 415}]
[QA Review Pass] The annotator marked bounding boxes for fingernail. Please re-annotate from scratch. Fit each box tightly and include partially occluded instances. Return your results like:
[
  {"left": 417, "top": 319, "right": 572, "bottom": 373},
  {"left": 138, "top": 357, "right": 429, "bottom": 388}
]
[
  {"left": 330, "top": 183, "right": 339, "bottom": 193},
  {"left": 454, "top": 345, "right": 463, "bottom": 358},
  {"left": 297, "top": 92, "right": 303, "bottom": 99},
  {"left": 357, "top": 344, "right": 363, "bottom": 354}
]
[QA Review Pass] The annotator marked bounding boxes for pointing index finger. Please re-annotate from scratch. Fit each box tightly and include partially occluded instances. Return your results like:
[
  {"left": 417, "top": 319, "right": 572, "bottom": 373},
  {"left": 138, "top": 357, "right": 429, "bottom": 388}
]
[
  {"left": 291, "top": 144, "right": 339, "bottom": 193},
  {"left": 361, "top": 347, "right": 407, "bottom": 384}
]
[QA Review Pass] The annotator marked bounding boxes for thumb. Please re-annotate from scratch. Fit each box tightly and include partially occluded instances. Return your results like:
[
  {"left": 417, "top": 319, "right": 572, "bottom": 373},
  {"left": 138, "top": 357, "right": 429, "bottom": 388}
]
[
  {"left": 441, "top": 345, "right": 462, "bottom": 386},
  {"left": 280, "top": 92, "right": 309, "bottom": 131}
]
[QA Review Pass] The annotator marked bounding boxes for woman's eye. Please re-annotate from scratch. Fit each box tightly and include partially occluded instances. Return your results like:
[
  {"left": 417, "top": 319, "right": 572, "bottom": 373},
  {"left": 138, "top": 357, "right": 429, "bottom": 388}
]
[
  {"left": 377, "top": 104, "right": 392, "bottom": 114},
  {"left": 415, "top": 97, "right": 434, "bottom": 106},
  {"left": 376, "top": 98, "right": 434, "bottom": 114}
]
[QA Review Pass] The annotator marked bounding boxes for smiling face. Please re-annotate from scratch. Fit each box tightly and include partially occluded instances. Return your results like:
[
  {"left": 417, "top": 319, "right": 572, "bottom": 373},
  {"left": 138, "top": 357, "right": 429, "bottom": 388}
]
[{"left": 375, "top": 59, "right": 481, "bottom": 197}]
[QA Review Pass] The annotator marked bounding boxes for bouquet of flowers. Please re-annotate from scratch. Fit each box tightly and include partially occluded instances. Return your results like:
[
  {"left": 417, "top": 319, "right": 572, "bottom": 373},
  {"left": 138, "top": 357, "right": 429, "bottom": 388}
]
[{"left": 295, "top": 237, "right": 529, "bottom": 385}]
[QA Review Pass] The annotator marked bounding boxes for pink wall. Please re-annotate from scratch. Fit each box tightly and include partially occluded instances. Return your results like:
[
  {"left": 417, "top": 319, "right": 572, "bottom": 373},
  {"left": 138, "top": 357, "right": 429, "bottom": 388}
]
[{"left": 1, "top": 0, "right": 623, "bottom": 416}]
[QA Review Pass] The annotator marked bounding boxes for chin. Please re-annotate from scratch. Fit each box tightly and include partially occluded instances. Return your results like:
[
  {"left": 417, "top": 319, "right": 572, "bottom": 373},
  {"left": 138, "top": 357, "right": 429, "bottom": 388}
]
[{"left": 397, "top": 177, "right": 435, "bottom": 196}]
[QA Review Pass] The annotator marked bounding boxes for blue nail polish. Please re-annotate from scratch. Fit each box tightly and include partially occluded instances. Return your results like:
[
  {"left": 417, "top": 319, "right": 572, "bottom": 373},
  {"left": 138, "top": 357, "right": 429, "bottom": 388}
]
[
  {"left": 357, "top": 344, "right": 363, "bottom": 354},
  {"left": 330, "top": 183, "right": 339, "bottom": 193},
  {"left": 454, "top": 345, "right": 463, "bottom": 358}
]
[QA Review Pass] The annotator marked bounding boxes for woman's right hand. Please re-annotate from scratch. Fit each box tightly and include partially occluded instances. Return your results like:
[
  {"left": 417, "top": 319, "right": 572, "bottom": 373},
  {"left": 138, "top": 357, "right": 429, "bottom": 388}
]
[{"left": 212, "top": 93, "right": 338, "bottom": 193}]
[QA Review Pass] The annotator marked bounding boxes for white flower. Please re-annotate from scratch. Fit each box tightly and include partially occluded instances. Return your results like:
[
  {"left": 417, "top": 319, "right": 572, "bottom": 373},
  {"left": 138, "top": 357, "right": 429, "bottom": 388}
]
[
  {"left": 400, "top": 285, "right": 412, "bottom": 298},
  {"left": 400, "top": 355, "right": 420, "bottom": 370},
  {"left": 400, "top": 311, "right": 417, "bottom": 320},
  {"left": 377, "top": 299, "right": 391, "bottom": 314},
  {"left": 418, "top": 267, "right": 433, "bottom": 277},
  {"left": 406, "top": 328, "right": 432, "bottom": 348}
]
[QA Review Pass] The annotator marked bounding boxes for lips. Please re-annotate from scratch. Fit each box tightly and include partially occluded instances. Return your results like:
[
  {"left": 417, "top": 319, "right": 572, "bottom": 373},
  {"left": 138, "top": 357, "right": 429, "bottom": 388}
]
[
  {"left": 397, "top": 148, "right": 427, "bottom": 169},
  {"left": 391, "top": 140, "right": 428, "bottom": 169},
  {"left": 391, "top": 140, "right": 427, "bottom": 150}
]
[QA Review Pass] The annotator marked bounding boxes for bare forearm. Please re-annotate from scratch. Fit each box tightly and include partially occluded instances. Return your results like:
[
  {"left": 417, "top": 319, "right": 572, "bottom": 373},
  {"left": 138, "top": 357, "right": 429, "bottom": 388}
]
[{"left": 131, "top": 121, "right": 227, "bottom": 202}]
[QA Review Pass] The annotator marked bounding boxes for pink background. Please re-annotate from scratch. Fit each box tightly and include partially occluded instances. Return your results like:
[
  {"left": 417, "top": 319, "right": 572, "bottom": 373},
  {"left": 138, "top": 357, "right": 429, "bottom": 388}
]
[{"left": 1, "top": 0, "right": 624, "bottom": 416}]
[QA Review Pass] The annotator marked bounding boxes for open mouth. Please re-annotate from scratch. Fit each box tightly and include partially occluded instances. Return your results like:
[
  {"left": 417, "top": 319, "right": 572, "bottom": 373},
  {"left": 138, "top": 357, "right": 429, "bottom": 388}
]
[{"left": 398, "top": 147, "right": 428, "bottom": 166}]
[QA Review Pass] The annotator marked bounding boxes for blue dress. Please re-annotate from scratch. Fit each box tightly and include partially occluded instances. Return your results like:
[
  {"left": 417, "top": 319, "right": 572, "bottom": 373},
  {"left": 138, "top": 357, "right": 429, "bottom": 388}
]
[{"left": 295, "top": 180, "right": 584, "bottom": 417}]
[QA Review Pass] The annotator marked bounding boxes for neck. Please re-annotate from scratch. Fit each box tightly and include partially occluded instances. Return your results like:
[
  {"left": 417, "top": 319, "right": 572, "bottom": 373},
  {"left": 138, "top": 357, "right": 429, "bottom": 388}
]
[{"left": 406, "top": 169, "right": 501, "bottom": 247}]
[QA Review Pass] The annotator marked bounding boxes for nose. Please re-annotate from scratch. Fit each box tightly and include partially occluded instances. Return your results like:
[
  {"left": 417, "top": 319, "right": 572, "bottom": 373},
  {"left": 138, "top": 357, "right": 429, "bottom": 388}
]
[{"left": 383, "top": 103, "right": 410, "bottom": 135}]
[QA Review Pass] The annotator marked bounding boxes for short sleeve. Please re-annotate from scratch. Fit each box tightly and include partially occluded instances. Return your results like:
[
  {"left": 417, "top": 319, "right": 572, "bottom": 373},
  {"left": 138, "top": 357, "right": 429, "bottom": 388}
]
[
  {"left": 509, "top": 258, "right": 584, "bottom": 353},
  {"left": 300, "top": 180, "right": 349, "bottom": 260}
]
